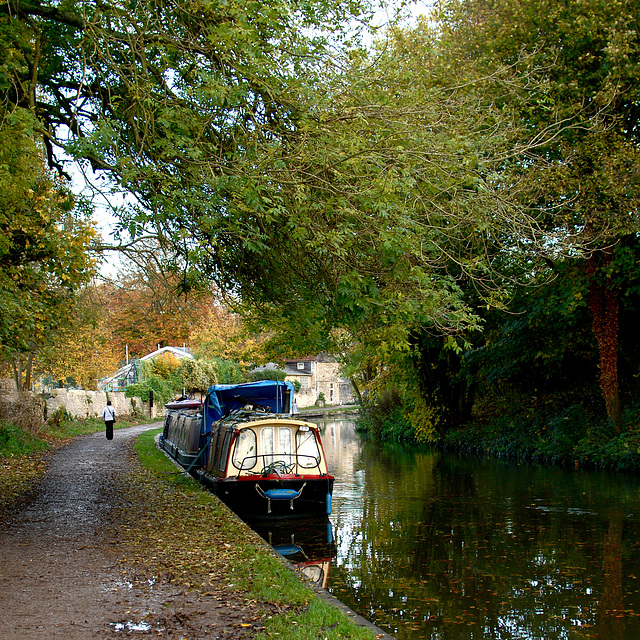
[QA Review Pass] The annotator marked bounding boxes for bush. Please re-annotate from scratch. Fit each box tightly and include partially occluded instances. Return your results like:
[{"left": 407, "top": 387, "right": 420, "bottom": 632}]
[
  {"left": 180, "top": 358, "right": 218, "bottom": 392},
  {"left": 248, "top": 369, "right": 286, "bottom": 382},
  {"left": 357, "top": 388, "right": 415, "bottom": 442},
  {"left": 125, "top": 375, "right": 179, "bottom": 407}
]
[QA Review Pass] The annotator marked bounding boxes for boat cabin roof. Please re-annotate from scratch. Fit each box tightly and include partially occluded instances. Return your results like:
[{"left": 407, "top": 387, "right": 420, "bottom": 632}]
[
  {"left": 204, "top": 380, "right": 294, "bottom": 425},
  {"left": 222, "top": 413, "right": 319, "bottom": 433}
]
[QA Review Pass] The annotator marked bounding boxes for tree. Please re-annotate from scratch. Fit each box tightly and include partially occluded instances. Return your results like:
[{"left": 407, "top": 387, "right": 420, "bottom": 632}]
[
  {"left": 0, "top": 107, "right": 97, "bottom": 390},
  {"left": 217, "top": 21, "right": 592, "bottom": 438},
  {"left": 0, "top": 0, "right": 371, "bottom": 209},
  {"left": 97, "top": 267, "right": 216, "bottom": 359},
  {"left": 37, "top": 286, "right": 121, "bottom": 390},
  {"left": 436, "top": 0, "right": 640, "bottom": 429}
]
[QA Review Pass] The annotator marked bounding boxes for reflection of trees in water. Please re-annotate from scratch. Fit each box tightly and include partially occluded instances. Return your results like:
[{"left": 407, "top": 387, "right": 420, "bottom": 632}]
[
  {"left": 327, "top": 432, "right": 640, "bottom": 640},
  {"left": 598, "top": 515, "right": 624, "bottom": 640}
]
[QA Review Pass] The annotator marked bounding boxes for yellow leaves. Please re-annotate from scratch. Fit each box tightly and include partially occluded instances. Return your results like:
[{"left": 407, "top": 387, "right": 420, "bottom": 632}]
[{"left": 0, "top": 454, "right": 48, "bottom": 523}]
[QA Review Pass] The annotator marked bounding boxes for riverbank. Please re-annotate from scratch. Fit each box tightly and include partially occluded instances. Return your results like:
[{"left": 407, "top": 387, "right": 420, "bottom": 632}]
[
  {"left": 298, "top": 404, "right": 360, "bottom": 420},
  {"left": 440, "top": 400, "right": 640, "bottom": 472},
  {"left": 357, "top": 395, "right": 640, "bottom": 473},
  {"left": 0, "top": 420, "right": 382, "bottom": 639}
]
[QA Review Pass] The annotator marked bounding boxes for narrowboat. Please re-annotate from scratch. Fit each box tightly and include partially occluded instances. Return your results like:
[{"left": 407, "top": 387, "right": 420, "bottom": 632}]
[
  {"left": 160, "top": 381, "right": 334, "bottom": 519},
  {"left": 161, "top": 398, "right": 203, "bottom": 470}
]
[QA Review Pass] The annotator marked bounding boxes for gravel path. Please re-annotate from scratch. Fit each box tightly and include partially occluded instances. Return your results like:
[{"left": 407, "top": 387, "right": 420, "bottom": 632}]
[{"left": 0, "top": 423, "right": 256, "bottom": 640}]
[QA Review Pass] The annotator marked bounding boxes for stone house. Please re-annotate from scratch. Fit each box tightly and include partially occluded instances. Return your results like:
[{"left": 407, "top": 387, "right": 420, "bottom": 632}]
[{"left": 283, "top": 354, "right": 355, "bottom": 408}]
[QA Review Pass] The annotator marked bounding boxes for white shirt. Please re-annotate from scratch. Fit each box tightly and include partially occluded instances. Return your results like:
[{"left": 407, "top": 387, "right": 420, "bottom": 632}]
[{"left": 103, "top": 405, "right": 116, "bottom": 421}]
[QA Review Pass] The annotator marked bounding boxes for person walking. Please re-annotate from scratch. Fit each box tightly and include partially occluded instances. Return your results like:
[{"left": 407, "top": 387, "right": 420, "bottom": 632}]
[{"left": 102, "top": 400, "right": 116, "bottom": 440}]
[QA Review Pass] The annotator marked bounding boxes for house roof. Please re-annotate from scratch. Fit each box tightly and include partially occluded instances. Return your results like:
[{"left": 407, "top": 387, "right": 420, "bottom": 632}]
[
  {"left": 139, "top": 346, "right": 193, "bottom": 361},
  {"left": 283, "top": 364, "right": 312, "bottom": 376},
  {"left": 284, "top": 353, "right": 337, "bottom": 364}
]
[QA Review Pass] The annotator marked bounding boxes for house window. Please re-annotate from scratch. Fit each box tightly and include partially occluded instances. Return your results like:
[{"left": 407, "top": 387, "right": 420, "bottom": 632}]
[
  {"left": 297, "top": 362, "right": 305, "bottom": 370},
  {"left": 300, "top": 377, "right": 309, "bottom": 388}
]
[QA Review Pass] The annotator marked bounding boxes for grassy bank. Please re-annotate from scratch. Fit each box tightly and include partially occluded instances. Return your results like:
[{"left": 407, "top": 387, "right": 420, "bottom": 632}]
[
  {"left": 128, "top": 429, "right": 375, "bottom": 640},
  {"left": 358, "top": 396, "right": 640, "bottom": 472}
]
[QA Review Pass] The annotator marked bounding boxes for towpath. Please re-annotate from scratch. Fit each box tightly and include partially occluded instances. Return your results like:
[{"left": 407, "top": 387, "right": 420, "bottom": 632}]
[{"left": 0, "top": 424, "right": 255, "bottom": 639}]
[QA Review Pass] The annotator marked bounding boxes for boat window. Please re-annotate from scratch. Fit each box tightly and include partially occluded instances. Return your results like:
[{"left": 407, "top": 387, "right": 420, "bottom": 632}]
[
  {"left": 219, "top": 428, "right": 234, "bottom": 472},
  {"left": 261, "top": 426, "right": 275, "bottom": 466},
  {"left": 296, "top": 428, "right": 321, "bottom": 468},
  {"left": 208, "top": 425, "right": 223, "bottom": 472},
  {"left": 279, "top": 427, "right": 293, "bottom": 466},
  {"left": 232, "top": 429, "right": 257, "bottom": 470},
  {"left": 260, "top": 426, "right": 295, "bottom": 468}
]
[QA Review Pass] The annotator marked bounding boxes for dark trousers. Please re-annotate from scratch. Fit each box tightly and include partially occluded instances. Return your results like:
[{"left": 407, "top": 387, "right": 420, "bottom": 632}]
[{"left": 105, "top": 420, "right": 114, "bottom": 440}]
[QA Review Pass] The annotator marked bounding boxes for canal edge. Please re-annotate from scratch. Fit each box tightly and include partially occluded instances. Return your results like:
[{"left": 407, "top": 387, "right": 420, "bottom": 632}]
[
  {"left": 258, "top": 534, "right": 397, "bottom": 640},
  {"left": 295, "top": 565, "right": 398, "bottom": 640},
  {"left": 153, "top": 432, "right": 396, "bottom": 640}
]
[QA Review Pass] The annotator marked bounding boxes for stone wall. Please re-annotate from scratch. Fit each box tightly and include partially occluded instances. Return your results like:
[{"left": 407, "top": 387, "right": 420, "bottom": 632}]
[
  {"left": 0, "top": 378, "right": 45, "bottom": 431},
  {"left": 45, "top": 389, "right": 161, "bottom": 420},
  {"left": 295, "top": 386, "right": 317, "bottom": 409},
  {"left": 0, "top": 378, "right": 18, "bottom": 401}
]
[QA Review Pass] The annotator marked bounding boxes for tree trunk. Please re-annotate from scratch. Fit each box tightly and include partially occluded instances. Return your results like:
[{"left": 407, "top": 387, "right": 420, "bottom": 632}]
[
  {"left": 587, "top": 254, "right": 622, "bottom": 431},
  {"left": 25, "top": 353, "right": 33, "bottom": 392},
  {"left": 12, "top": 358, "right": 23, "bottom": 392},
  {"left": 350, "top": 377, "right": 363, "bottom": 404}
]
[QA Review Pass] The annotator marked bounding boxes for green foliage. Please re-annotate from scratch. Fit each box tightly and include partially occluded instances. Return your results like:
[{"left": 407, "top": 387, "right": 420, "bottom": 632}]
[
  {"left": 247, "top": 369, "right": 286, "bottom": 382},
  {"left": 257, "top": 597, "right": 375, "bottom": 640},
  {"left": 0, "top": 107, "right": 97, "bottom": 389},
  {"left": 179, "top": 358, "right": 218, "bottom": 392},
  {"left": 358, "top": 389, "right": 415, "bottom": 442},
  {"left": 211, "top": 357, "right": 246, "bottom": 385},
  {"left": 0, "top": 421, "right": 46, "bottom": 457},
  {"left": 435, "top": 0, "right": 640, "bottom": 428},
  {"left": 125, "top": 375, "right": 179, "bottom": 406},
  {"left": 134, "top": 428, "right": 174, "bottom": 478},
  {"left": 441, "top": 394, "right": 640, "bottom": 472}
]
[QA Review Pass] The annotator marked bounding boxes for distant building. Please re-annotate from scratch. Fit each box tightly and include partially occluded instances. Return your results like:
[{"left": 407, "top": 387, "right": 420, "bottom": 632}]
[
  {"left": 98, "top": 346, "right": 193, "bottom": 391},
  {"left": 283, "top": 354, "right": 355, "bottom": 408}
]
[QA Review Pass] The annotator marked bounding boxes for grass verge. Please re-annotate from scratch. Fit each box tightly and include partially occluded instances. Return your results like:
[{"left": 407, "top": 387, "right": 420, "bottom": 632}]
[{"left": 130, "top": 429, "right": 376, "bottom": 640}]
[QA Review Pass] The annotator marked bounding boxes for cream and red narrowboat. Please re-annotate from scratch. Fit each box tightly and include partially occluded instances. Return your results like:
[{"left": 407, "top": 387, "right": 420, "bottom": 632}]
[{"left": 161, "top": 381, "right": 334, "bottom": 519}]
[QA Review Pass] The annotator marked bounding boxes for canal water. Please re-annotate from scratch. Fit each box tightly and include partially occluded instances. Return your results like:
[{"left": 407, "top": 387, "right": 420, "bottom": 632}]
[
  {"left": 245, "top": 417, "right": 640, "bottom": 638},
  {"left": 311, "top": 417, "right": 640, "bottom": 640}
]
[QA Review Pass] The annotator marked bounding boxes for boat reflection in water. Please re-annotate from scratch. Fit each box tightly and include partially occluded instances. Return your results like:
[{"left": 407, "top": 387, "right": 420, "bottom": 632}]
[{"left": 248, "top": 516, "right": 335, "bottom": 589}]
